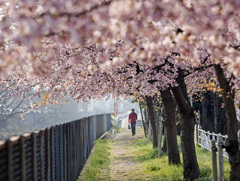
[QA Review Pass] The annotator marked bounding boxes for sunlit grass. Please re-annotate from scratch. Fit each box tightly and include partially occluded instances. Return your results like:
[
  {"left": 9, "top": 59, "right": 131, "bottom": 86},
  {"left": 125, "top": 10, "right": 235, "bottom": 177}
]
[
  {"left": 78, "top": 139, "right": 111, "bottom": 181},
  {"left": 125, "top": 137, "right": 231, "bottom": 181},
  {"left": 79, "top": 128, "right": 231, "bottom": 181}
]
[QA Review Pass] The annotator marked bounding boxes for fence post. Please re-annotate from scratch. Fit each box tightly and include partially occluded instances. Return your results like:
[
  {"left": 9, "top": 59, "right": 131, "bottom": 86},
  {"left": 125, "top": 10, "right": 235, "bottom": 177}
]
[
  {"left": 45, "top": 128, "right": 50, "bottom": 181},
  {"left": 207, "top": 131, "right": 210, "bottom": 149},
  {"left": 93, "top": 116, "right": 97, "bottom": 141},
  {"left": 199, "top": 128, "right": 202, "bottom": 146},
  {"left": 63, "top": 123, "right": 67, "bottom": 181},
  {"left": 211, "top": 140, "right": 218, "bottom": 181},
  {"left": 217, "top": 134, "right": 224, "bottom": 181},
  {"left": 55, "top": 125, "right": 60, "bottom": 181},
  {"left": 80, "top": 120, "right": 83, "bottom": 170},
  {"left": 50, "top": 127, "right": 55, "bottom": 181},
  {"left": 6, "top": 140, "right": 13, "bottom": 181},
  {"left": 67, "top": 123, "right": 71, "bottom": 181},
  {"left": 20, "top": 136, "right": 26, "bottom": 181},
  {"left": 39, "top": 130, "right": 45, "bottom": 181},
  {"left": 31, "top": 132, "right": 37, "bottom": 181},
  {"left": 59, "top": 124, "right": 63, "bottom": 181}
]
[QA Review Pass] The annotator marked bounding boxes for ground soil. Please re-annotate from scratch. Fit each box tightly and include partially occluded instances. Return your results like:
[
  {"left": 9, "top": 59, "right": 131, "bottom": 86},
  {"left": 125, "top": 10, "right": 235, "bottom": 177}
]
[{"left": 108, "top": 128, "right": 145, "bottom": 181}]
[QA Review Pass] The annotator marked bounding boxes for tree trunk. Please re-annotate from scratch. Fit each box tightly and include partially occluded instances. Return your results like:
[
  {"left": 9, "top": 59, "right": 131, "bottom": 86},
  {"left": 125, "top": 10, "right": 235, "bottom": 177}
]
[
  {"left": 171, "top": 68, "right": 199, "bottom": 180},
  {"left": 201, "top": 94, "right": 207, "bottom": 129},
  {"left": 158, "top": 117, "right": 163, "bottom": 157},
  {"left": 145, "top": 96, "right": 158, "bottom": 148},
  {"left": 139, "top": 102, "right": 147, "bottom": 137},
  {"left": 161, "top": 88, "right": 180, "bottom": 165},
  {"left": 144, "top": 108, "right": 149, "bottom": 135},
  {"left": 212, "top": 93, "right": 219, "bottom": 133},
  {"left": 162, "top": 129, "right": 167, "bottom": 153},
  {"left": 214, "top": 64, "right": 240, "bottom": 181}
]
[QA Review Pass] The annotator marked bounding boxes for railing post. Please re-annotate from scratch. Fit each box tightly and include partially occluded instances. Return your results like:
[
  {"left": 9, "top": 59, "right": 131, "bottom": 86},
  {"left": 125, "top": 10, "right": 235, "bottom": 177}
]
[
  {"left": 211, "top": 140, "right": 218, "bottom": 181},
  {"left": 194, "top": 124, "right": 199, "bottom": 145},
  {"left": 55, "top": 125, "right": 60, "bottom": 181},
  {"left": 39, "top": 130, "right": 45, "bottom": 181},
  {"left": 207, "top": 131, "right": 210, "bottom": 149},
  {"left": 63, "top": 123, "right": 67, "bottom": 181},
  {"left": 31, "top": 132, "right": 37, "bottom": 181},
  {"left": 70, "top": 122, "right": 74, "bottom": 181},
  {"left": 7, "top": 140, "right": 13, "bottom": 181},
  {"left": 20, "top": 136, "right": 26, "bottom": 181},
  {"left": 67, "top": 123, "right": 71, "bottom": 181},
  {"left": 45, "top": 128, "right": 50, "bottom": 181},
  {"left": 73, "top": 121, "right": 76, "bottom": 180},
  {"left": 217, "top": 134, "right": 224, "bottom": 181},
  {"left": 80, "top": 120, "right": 83, "bottom": 170},
  {"left": 59, "top": 124, "right": 63, "bottom": 181},
  {"left": 93, "top": 116, "right": 97, "bottom": 141},
  {"left": 50, "top": 127, "right": 55, "bottom": 181}
]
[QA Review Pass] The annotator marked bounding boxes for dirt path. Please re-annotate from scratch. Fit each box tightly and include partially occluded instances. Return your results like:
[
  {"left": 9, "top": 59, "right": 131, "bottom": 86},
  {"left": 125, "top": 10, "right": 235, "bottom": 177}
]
[{"left": 109, "top": 128, "right": 145, "bottom": 181}]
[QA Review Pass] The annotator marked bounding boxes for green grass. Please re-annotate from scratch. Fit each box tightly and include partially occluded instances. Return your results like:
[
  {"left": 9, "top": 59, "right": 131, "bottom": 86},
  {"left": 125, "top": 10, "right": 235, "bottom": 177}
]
[
  {"left": 125, "top": 137, "right": 231, "bottom": 181},
  {"left": 195, "top": 144, "right": 230, "bottom": 180},
  {"left": 78, "top": 129, "right": 231, "bottom": 181},
  {"left": 78, "top": 139, "right": 111, "bottom": 181}
]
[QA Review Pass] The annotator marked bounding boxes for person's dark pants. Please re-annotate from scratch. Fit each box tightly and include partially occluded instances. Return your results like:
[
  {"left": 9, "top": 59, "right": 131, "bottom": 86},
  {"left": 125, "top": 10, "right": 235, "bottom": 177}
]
[{"left": 131, "top": 122, "right": 136, "bottom": 135}]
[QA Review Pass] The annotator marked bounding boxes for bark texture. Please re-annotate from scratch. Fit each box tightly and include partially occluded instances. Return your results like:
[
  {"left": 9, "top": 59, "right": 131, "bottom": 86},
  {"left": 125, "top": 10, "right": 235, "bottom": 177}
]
[
  {"left": 171, "top": 68, "right": 199, "bottom": 180},
  {"left": 139, "top": 102, "right": 147, "bottom": 137},
  {"left": 160, "top": 88, "right": 180, "bottom": 165},
  {"left": 145, "top": 96, "right": 158, "bottom": 148},
  {"left": 214, "top": 64, "right": 240, "bottom": 181}
]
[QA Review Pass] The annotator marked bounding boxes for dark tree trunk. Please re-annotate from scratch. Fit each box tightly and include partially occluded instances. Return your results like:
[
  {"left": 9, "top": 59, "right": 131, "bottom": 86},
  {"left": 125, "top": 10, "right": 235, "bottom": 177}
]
[
  {"left": 171, "top": 68, "right": 199, "bottom": 180},
  {"left": 212, "top": 93, "right": 219, "bottom": 133},
  {"left": 144, "top": 108, "right": 148, "bottom": 130},
  {"left": 214, "top": 64, "right": 240, "bottom": 181},
  {"left": 160, "top": 88, "right": 180, "bottom": 165},
  {"left": 145, "top": 96, "right": 158, "bottom": 148},
  {"left": 201, "top": 94, "right": 208, "bottom": 129},
  {"left": 139, "top": 102, "right": 147, "bottom": 137}
]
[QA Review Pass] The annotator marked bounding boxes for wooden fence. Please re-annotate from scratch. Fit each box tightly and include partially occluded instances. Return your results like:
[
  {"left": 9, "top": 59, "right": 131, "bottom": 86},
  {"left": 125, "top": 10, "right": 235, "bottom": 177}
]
[{"left": 0, "top": 113, "right": 112, "bottom": 181}]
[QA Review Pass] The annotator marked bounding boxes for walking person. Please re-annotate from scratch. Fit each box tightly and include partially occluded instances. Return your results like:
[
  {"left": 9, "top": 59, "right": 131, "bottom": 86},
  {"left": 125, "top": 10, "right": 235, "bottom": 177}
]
[{"left": 128, "top": 109, "right": 137, "bottom": 136}]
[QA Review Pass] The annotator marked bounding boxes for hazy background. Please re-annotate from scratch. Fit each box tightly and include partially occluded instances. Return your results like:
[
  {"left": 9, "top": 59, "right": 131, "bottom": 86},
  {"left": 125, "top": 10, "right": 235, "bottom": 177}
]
[{"left": 0, "top": 96, "right": 140, "bottom": 140}]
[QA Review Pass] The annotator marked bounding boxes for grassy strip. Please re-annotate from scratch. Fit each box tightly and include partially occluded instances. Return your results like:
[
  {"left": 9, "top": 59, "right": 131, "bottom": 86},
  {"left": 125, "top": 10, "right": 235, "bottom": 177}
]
[
  {"left": 78, "top": 126, "right": 124, "bottom": 181},
  {"left": 78, "top": 139, "right": 111, "bottom": 181},
  {"left": 127, "top": 137, "right": 230, "bottom": 181}
]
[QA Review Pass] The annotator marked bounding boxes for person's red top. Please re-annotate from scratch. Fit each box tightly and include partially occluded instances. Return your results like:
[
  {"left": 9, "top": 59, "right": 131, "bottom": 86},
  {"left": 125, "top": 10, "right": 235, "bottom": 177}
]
[{"left": 129, "top": 112, "right": 137, "bottom": 123}]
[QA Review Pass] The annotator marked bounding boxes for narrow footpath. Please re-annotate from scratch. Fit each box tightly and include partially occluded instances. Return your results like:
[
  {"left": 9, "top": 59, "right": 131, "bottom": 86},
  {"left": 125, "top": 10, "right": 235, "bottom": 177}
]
[{"left": 109, "top": 128, "right": 145, "bottom": 181}]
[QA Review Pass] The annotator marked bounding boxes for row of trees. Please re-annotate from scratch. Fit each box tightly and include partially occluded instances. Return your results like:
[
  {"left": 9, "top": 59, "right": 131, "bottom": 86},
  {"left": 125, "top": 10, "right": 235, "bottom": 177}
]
[{"left": 0, "top": 0, "right": 239, "bottom": 180}]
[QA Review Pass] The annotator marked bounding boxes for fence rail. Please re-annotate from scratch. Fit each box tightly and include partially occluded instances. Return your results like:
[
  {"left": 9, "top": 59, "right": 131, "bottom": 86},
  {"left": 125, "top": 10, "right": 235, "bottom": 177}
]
[
  {"left": 0, "top": 113, "right": 112, "bottom": 181},
  {"left": 195, "top": 125, "right": 228, "bottom": 159}
]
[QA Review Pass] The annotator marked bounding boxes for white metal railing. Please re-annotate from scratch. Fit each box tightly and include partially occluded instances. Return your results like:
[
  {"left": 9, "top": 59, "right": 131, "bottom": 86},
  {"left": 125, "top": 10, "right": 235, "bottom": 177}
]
[
  {"left": 195, "top": 124, "right": 229, "bottom": 181},
  {"left": 195, "top": 125, "right": 229, "bottom": 159}
]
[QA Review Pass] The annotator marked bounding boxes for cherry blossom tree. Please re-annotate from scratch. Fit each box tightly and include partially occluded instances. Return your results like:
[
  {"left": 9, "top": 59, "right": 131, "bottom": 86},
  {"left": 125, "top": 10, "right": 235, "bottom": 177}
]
[{"left": 0, "top": 0, "right": 240, "bottom": 180}]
